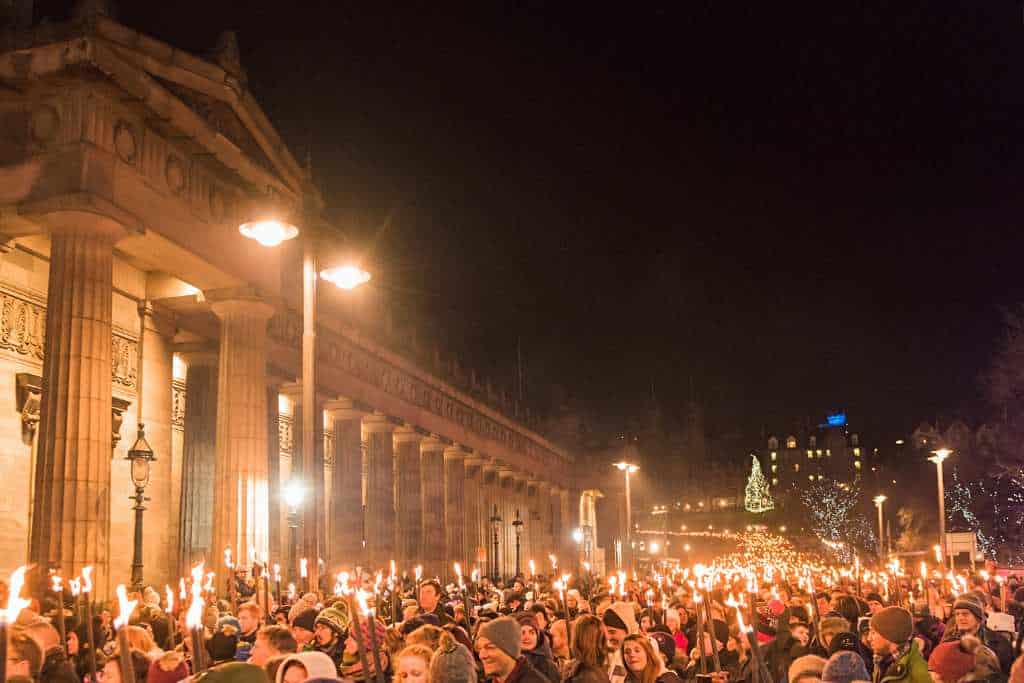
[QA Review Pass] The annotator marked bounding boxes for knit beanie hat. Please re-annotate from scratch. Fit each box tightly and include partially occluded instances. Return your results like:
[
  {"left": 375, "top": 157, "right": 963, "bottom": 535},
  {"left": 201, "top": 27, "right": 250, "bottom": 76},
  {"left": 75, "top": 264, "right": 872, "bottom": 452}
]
[
  {"left": 819, "top": 616, "right": 851, "bottom": 642},
  {"left": 515, "top": 612, "right": 541, "bottom": 637},
  {"left": 274, "top": 651, "right": 338, "bottom": 683},
  {"left": 788, "top": 654, "right": 827, "bottom": 683},
  {"left": 314, "top": 605, "right": 351, "bottom": 638},
  {"left": 827, "top": 631, "right": 860, "bottom": 657},
  {"left": 197, "top": 662, "right": 268, "bottom": 683},
  {"left": 869, "top": 607, "right": 913, "bottom": 645},
  {"left": 602, "top": 602, "right": 639, "bottom": 634},
  {"left": 430, "top": 631, "right": 478, "bottom": 683},
  {"left": 952, "top": 597, "right": 985, "bottom": 623},
  {"left": 928, "top": 636, "right": 982, "bottom": 683},
  {"left": 292, "top": 608, "right": 318, "bottom": 632},
  {"left": 147, "top": 651, "right": 189, "bottom": 683},
  {"left": 477, "top": 616, "right": 522, "bottom": 660},
  {"left": 822, "top": 651, "right": 869, "bottom": 683}
]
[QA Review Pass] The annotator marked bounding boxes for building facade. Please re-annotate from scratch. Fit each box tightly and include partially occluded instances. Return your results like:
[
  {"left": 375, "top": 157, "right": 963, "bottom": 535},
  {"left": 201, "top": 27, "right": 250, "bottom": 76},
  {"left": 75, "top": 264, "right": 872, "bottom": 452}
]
[{"left": 0, "top": 7, "right": 613, "bottom": 596}]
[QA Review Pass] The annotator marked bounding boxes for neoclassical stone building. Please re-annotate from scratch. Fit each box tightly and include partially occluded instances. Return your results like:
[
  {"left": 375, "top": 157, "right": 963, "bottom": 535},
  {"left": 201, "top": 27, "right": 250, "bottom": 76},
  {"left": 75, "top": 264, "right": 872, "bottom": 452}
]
[{"left": 0, "top": 5, "right": 622, "bottom": 596}]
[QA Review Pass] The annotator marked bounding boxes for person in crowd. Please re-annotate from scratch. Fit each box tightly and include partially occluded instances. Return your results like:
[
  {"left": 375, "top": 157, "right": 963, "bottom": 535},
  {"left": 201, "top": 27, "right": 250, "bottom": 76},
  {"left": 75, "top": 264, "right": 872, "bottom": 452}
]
[
  {"left": 788, "top": 654, "right": 827, "bottom": 683},
  {"left": 98, "top": 650, "right": 152, "bottom": 683},
  {"left": 121, "top": 624, "right": 163, "bottom": 661},
  {"left": 395, "top": 643, "right": 433, "bottom": 683},
  {"left": 866, "top": 595, "right": 887, "bottom": 616},
  {"left": 290, "top": 609, "right": 319, "bottom": 650},
  {"left": 341, "top": 615, "right": 390, "bottom": 682},
  {"left": 816, "top": 617, "right": 852, "bottom": 655},
  {"left": 238, "top": 603, "right": 264, "bottom": 650},
  {"left": 146, "top": 651, "right": 189, "bottom": 683},
  {"left": 22, "top": 617, "right": 80, "bottom": 683},
  {"left": 622, "top": 633, "right": 680, "bottom": 683},
  {"left": 664, "top": 609, "right": 689, "bottom": 657},
  {"left": 312, "top": 605, "right": 350, "bottom": 671},
  {"left": 867, "top": 606, "right": 931, "bottom": 683},
  {"left": 548, "top": 619, "right": 570, "bottom": 670},
  {"left": 250, "top": 626, "right": 300, "bottom": 667},
  {"left": 475, "top": 615, "right": 548, "bottom": 683},
  {"left": 517, "top": 612, "right": 560, "bottom": 683},
  {"left": 407, "top": 624, "right": 445, "bottom": 651},
  {"left": 927, "top": 635, "right": 1002, "bottom": 683},
  {"left": 563, "top": 615, "right": 611, "bottom": 683},
  {"left": 821, "top": 650, "right": 869, "bottom": 683},
  {"left": 274, "top": 651, "right": 339, "bottom": 683},
  {"left": 603, "top": 603, "right": 639, "bottom": 683},
  {"left": 941, "top": 597, "right": 1013, "bottom": 675},
  {"left": 7, "top": 631, "right": 44, "bottom": 682},
  {"left": 430, "top": 630, "right": 479, "bottom": 683},
  {"left": 420, "top": 581, "right": 453, "bottom": 627}
]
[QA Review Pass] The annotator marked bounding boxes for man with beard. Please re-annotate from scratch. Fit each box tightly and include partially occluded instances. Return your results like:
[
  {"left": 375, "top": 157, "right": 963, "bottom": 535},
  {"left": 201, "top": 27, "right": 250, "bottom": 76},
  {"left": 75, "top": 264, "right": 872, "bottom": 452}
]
[
  {"left": 602, "top": 603, "right": 638, "bottom": 683},
  {"left": 313, "top": 605, "right": 350, "bottom": 673}
]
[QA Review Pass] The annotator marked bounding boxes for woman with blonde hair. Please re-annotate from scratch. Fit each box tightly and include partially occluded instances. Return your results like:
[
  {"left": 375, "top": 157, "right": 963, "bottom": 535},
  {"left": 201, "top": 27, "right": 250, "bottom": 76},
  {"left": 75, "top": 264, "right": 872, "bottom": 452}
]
[
  {"left": 622, "top": 634, "right": 679, "bottom": 683},
  {"left": 395, "top": 643, "right": 434, "bottom": 683},
  {"left": 563, "top": 615, "right": 610, "bottom": 683}
]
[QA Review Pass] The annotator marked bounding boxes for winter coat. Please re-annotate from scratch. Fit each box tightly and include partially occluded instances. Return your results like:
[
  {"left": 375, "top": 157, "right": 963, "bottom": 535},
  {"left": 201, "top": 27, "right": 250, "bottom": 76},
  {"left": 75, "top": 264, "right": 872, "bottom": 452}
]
[
  {"left": 487, "top": 656, "right": 550, "bottom": 683},
  {"left": 942, "top": 626, "right": 1013, "bottom": 675},
  {"left": 561, "top": 660, "right": 611, "bottom": 683},
  {"left": 760, "top": 631, "right": 809, "bottom": 683},
  {"left": 872, "top": 642, "right": 931, "bottom": 683},
  {"left": 40, "top": 647, "right": 80, "bottom": 683},
  {"left": 524, "top": 637, "right": 562, "bottom": 683}
]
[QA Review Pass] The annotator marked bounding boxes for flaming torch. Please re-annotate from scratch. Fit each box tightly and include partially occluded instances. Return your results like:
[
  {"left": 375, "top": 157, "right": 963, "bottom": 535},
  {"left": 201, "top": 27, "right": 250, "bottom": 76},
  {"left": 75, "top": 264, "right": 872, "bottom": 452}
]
[
  {"left": 114, "top": 585, "right": 138, "bottom": 683},
  {"left": 50, "top": 573, "right": 66, "bottom": 651},
  {"left": 82, "top": 566, "right": 99, "bottom": 683},
  {"left": 0, "top": 566, "right": 31, "bottom": 683},
  {"left": 186, "top": 563, "right": 208, "bottom": 674}
]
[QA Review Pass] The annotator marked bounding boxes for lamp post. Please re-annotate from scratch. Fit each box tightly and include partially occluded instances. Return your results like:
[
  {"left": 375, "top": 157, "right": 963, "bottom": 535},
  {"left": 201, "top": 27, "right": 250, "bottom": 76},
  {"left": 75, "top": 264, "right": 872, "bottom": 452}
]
[
  {"left": 126, "top": 424, "right": 156, "bottom": 592},
  {"left": 872, "top": 495, "right": 887, "bottom": 561},
  {"left": 614, "top": 462, "right": 638, "bottom": 571},
  {"left": 489, "top": 505, "right": 503, "bottom": 582},
  {"left": 239, "top": 207, "right": 370, "bottom": 592},
  {"left": 283, "top": 479, "right": 305, "bottom": 588},
  {"left": 512, "top": 509, "right": 524, "bottom": 577},
  {"left": 929, "top": 448, "right": 952, "bottom": 570}
]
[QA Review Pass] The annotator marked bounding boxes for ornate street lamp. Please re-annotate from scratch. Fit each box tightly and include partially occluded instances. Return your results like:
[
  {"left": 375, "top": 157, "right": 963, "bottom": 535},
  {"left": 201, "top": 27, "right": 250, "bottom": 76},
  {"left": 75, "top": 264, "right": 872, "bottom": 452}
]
[
  {"left": 239, "top": 206, "right": 370, "bottom": 592},
  {"left": 283, "top": 479, "right": 305, "bottom": 584},
  {"left": 872, "top": 495, "right": 887, "bottom": 560},
  {"left": 489, "top": 505, "right": 503, "bottom": 581},
  {"left": 126, "top": 424, "right": 155, "bottom": 592},
  {"left": 929, "top": 448, "right": 953, "bottom": 569},
  {"left": 512, "top": 508, "right": 524, "bottom": 577}
]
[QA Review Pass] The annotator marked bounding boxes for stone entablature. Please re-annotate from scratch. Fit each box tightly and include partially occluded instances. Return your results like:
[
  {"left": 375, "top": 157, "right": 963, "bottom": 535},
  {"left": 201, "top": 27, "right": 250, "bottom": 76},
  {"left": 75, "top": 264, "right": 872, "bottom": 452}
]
[{"left": 267, "top": 309, "right": 572, "bottom": 486}]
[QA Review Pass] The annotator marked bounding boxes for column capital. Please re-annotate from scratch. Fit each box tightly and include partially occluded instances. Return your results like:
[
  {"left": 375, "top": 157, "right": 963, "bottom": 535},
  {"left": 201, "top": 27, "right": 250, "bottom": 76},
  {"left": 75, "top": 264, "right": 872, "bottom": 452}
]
[
  {"left": 324, "top": 397, "right": 367, "bottom": 422},
  {"left": 177, "top": 349, "right": 219, "bottom": 369},
  {"left": 362, "top": 412, "right": 398, "bottom": 433},
  {"left": 209, "top": 296, "right": 275, "bottom": 322},
  {"left": 421, "top": 434, "right": 448, "bottom": 452},
  {"left": 465, "top": 452, "right": 488, "bottom": 469},
  {"left": 443, "top": 443, "right": 468, "bottom": 460},
  {"left": 394, "top": 424, "right": 426, "bottom": 444}
]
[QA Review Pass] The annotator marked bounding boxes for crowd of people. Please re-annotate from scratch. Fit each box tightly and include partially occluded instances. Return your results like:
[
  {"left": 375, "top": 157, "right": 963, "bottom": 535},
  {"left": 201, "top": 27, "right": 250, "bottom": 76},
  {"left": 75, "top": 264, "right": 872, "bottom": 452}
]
[{"left": 7, "top": 556, "right": 1024, "bottom": 683}]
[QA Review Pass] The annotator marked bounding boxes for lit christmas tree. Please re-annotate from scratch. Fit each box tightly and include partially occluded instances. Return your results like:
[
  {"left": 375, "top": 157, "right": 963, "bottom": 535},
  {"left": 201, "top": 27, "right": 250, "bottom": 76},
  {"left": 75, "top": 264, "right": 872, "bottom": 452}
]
[{"left": 745, "top": 455, "right": 775, "bottom": 513}]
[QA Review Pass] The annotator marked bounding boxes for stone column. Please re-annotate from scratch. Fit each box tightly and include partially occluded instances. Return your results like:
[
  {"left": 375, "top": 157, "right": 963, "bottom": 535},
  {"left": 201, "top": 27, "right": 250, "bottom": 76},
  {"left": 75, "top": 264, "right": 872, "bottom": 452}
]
[
  {"left": 267, "top": 386, "right": 281, "bottom": 569},
  {"left": 532, "top": 481, "right": 551, "bottom": 562},
  {"left": 550, "top": 485, "right": 563, "bottom": 565},
  {"left": 464, "top": 456, "right": 484, "bottom": 568},
  {"left": 177, "top": 351, "right": 218, "bottom": 572},
  {"left": 394, "top": 425, "right": 423, "bottom": 569},
  {"left": 497, "top": 469, "right": 515, "bottom": 578},
  {"left": 444, "top": 445, "right": 466, "bottom": 579},
  {"left": 209, "top": 295, "right": 275, "bottom": 581},
  {"left": 513, "top": 474, "right": 529, "bottom": 576},
  {"left": 363, "top": 413, "right": 396, "bottom": 569},
  {"left": 420, "top": 436, "right": 446, "bottom": 578},
  {"left": 327, "top": 399, "right": 365, "bottom": 570},
  {"left": 481, "top": 463, "right": 499, "bottom": 579},
  {"left": 30, "top": 224, "right": 118, "bottom": 588}
]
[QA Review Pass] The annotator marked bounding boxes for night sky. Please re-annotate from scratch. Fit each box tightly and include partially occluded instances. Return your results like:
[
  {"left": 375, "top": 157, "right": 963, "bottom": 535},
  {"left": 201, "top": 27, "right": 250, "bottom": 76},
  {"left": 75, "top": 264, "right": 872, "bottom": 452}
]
[{"left": 38, "top": 1, "right": 1024, "bottom": 446}]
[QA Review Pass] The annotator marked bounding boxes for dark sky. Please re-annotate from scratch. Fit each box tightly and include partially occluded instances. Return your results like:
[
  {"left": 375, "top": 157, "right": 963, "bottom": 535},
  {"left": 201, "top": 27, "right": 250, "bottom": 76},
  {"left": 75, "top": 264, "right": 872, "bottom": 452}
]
[{"left": 40, "top": 1, "right": 1024, "bottom": 445}]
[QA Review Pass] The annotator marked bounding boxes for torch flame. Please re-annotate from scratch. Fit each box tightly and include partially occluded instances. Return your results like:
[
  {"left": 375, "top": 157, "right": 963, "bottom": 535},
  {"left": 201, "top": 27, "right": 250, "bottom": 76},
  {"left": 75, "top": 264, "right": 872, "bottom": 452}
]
[
  {"left": 113, "top": 584, "right": 137, "bottom": 629},
  {"left": 273, "top": 564, "right": 281, "bottom": 582},
  {"left": 165, "top": 585, "right": 174, "bottom": 614},
  {"left": 186, "top": 563, "right": 206, "bottom": 630},
  {"left": 69, "top": 578, "right": 81, "bottom": 597},
  {"left": 549, "top": 554, "right": 557, "bottom": 570},
  {"left": 528, "top": 560, "right": 535, "bottom": 576},
  {"left": 225, "top": 547, "right": 233, "bottom": 569},
  {"left": 50, "top": 573, "right": 63, "bottom": 593},
  {"left": 3, "top": 566, "right": 31, "bottom": 623},
  {"left": 300, "top": 558, "right": 308, "bottom": 578},
  {"left": 390, "top": 560, "right": 396, "bottom": 578},
  {"left": 82, "top": 566, "right": 94, "bottom": 594},
  {"left": 356, "top": 589, "right": 373, "bottom": 616},
  {"left": 414, "top": 565, "right": 422, "bottom": 581},
  {"left": 179, "top": 578, "right": 187, "bottom": 601}
]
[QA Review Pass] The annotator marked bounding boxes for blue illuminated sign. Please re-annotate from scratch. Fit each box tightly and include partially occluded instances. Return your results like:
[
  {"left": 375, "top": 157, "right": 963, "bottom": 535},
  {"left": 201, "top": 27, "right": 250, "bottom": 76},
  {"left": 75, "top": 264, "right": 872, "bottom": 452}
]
[{"left": 826, "top": 413, "right": 847, "bottom": 427}]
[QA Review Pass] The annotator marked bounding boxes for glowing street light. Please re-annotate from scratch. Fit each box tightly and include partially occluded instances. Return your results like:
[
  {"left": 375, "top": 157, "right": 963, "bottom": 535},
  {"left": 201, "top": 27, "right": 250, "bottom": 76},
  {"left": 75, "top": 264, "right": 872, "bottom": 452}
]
[
  {"left": 873, "top": 495, "right": 887, "bottom": 559},
  {"left": 239, "top": 208, "right": 370, "bottom": 591},
  {"left": 614, "top": 462, "right": 638, "bottom": 571},
  {"left": 929, "top": 448, "right": 953, "bottom": 569}
]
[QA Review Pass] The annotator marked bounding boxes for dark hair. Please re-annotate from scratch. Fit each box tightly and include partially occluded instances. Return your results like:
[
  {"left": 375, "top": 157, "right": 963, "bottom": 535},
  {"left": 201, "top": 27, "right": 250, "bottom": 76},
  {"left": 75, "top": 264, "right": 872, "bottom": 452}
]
[
  {"left": 572, "top": 615, "right": 607, "bottom": 669},
  {"left": 258, "top": 625, "right": 298, "bottom": 654},
  {"left": 834, "top": 596, "right": 862, "bottom": 626},
  {"left": 420, "top": 580, "right": 443, "bottom": 596}
]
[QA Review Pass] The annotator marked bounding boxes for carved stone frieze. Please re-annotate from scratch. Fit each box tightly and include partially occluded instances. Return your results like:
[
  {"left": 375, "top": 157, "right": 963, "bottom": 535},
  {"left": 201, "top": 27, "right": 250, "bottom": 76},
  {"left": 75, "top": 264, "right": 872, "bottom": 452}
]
[
  {"left": 324, "top": 429, "right": 335, "bottom": 468},
  {"left": 278, "top": 413, "right": 293, "bottom": 459},
  {"left": 171, "top": 378, "right": 186, "bottom": 431},
  {"left": 111, "top": 333, "right": 138, "bottom": 390},
  {"left": 268, "top": 310, "right": 566, "bottom": 472}
]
